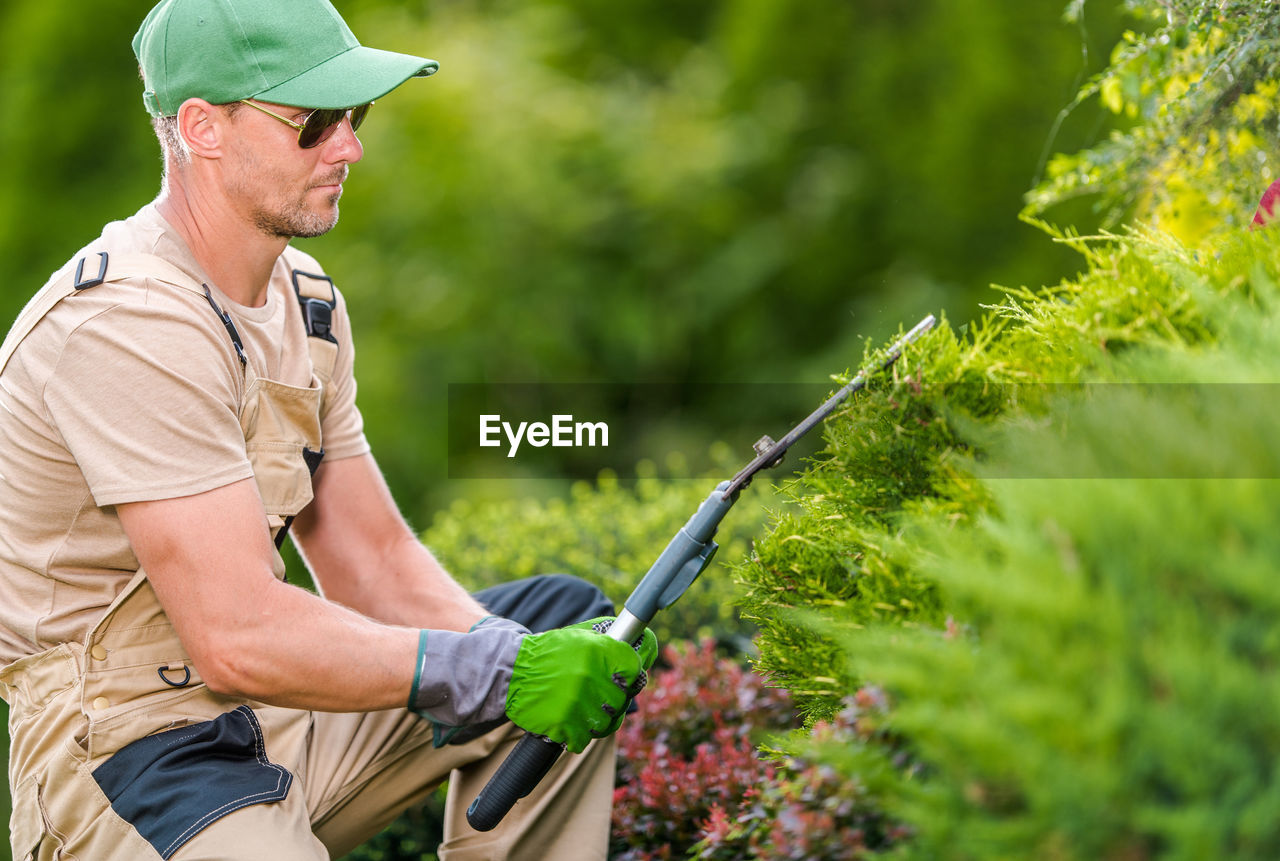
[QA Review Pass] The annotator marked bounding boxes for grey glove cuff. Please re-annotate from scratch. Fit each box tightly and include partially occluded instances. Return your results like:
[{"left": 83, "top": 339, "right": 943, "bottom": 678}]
[{"left": 408, "top": 616, "right": 530, "bottom": 727}]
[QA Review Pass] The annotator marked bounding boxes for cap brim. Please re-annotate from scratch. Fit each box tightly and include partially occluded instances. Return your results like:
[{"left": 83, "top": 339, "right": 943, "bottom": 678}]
[{"left": 254, "top": 45, "right": 438, "bottom": 109}]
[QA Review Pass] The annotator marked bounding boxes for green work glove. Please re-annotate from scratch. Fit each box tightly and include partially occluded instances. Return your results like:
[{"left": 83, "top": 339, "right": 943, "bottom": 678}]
[{"left": 506, "top": 617, "right": 658, "bottom": 754}]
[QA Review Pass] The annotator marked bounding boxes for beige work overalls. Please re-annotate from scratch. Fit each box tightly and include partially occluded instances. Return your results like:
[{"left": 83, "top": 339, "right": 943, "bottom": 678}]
[{"left": 0, "top": 253, "right": 615, "bottom": 860}]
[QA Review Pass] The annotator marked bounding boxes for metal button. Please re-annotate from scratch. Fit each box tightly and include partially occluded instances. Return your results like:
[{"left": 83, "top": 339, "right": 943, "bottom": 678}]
[
  {"left": 90, "top": 644, "right": 108, "bottom": 661},
  {"left": 92, "top": 696, "right": 110, "bottom": 711}
]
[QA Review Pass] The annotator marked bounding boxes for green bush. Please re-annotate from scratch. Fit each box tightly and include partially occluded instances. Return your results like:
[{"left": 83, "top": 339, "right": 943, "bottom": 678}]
[
  {"left": 1028, "top": 0, "right": 1280, "bottom": 242},
  {"left": 737, "top": 217, "right": 1257, "bottom": 704},
  {"left": 724, "top": 6, "right": 1280, "bottom": 855},
  {"left": 738, "top": 0, "right": 1280, "bottom": 722},
  {"left": 732, "top": 35, "right": 1280, "bottom": 854},
  {"left": 822, "top": 236, "right": 1280, "bottom": 857}
]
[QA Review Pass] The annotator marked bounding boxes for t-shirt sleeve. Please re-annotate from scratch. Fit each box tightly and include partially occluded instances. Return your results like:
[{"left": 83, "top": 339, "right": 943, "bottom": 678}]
[
  {"left": 42, "top": 295, "right": 254, "bottom": 506},
  {"left": 318, "top": 287, "right": 371, "bottom": 461}
]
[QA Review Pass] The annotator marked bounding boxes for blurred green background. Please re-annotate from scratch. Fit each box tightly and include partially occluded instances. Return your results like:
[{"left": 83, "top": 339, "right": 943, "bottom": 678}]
[
  {"left": 1, "top": 0, "right": 1128, "bottom": 519},
  {"left": 0, "top": 0, "right": 1129, "bottom": 853}
]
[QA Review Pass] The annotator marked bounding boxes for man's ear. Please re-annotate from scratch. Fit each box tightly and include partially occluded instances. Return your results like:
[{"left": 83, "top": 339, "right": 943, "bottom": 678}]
[{"left": 175, "top": 98, "right": 226, "bottom": 159}]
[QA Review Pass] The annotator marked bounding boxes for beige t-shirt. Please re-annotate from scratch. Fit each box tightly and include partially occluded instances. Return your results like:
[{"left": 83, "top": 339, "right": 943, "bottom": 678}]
[{"left": 0, "top": 204, "right": 370, "bottom": 666}]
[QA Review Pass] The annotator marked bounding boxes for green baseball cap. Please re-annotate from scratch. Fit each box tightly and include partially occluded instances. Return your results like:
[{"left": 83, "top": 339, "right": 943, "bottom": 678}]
[{"left": 133, "top": 0, "right": 439, "bottom": 118}]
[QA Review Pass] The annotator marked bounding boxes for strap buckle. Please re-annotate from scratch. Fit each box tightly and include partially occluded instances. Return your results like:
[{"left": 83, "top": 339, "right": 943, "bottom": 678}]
[
  {"left": 73, "top": 252, "right": 109, "bottom": 290},
  {"left": 299, "top": 297, "right": 334, "bottom": 341},
  {"left": 291, "top": 270, "right": 338, "bottom": 344}
]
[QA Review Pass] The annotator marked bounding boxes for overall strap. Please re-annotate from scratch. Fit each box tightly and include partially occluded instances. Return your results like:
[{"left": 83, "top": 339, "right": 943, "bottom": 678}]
[
  {"left": 273, "top": 265, "right": 341, "bottom": 551},
  {"left": 0, "top": 251, "right": 204, "bottom": 378},
  {"left": 290, "top": 266, "right": 340, "bottom": 387},
  {"left": 3, "top": 249, "right": 344, "bottom": 384}
]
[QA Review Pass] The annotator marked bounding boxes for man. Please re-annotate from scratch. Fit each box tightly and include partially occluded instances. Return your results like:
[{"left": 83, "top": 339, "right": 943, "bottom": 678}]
[{"left": 0, "top": 0, "right": 655, "bottom": 858}]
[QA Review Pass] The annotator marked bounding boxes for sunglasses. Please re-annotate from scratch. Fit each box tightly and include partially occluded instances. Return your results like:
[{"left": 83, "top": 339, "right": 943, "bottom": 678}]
[{"left": 238, "top": 99, "right": 373, "bottom": 149}]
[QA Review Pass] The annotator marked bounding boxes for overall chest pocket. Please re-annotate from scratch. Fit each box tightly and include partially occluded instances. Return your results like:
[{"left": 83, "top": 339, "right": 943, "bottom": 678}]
[{"left": 239, "top": 376, "right": 324, "bottom": 521}]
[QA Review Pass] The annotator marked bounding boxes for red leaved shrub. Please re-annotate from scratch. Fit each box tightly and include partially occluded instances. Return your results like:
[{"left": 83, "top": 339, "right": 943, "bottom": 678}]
[
  {"left": 611, "top": 639, "right": 792, "bottom": 860},
  {"left": 611, "top": 640, "right": 908, "bottom": 860}
]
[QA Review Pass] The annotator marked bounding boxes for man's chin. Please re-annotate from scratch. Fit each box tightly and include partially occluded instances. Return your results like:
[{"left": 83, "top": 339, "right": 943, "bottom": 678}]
[
  {"left": 291, "top": 219, "right": 338, "bottom": 240},
  {"left": 297, "top": 207, "right": 341, "bottom": 238},
  {"left": 255, "top": 205, "right": 340, "bottom": 240}
]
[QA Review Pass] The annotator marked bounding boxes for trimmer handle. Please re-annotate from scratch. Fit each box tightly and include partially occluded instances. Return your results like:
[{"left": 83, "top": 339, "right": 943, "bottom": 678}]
[
  {"left": 466, "top": 614, "right": 646, "bottom": 831},
  {"left": 465, "top": 732, "right": 562, "bottom": 831}
]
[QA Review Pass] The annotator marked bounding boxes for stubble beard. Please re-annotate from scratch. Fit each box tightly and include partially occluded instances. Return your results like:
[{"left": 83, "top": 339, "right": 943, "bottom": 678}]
[{"left": 253, "top": 187, "right": 342, "bottom": 239}]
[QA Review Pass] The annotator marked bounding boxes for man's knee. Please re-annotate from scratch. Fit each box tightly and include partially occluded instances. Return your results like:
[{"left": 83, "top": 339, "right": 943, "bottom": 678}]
[{"left": 474, "top": 573, "right": 614, "bottom": 633}]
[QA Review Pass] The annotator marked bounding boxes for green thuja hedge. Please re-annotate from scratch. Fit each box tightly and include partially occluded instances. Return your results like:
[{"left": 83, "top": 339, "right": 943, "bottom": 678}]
[
  {"left": 737, "top": 225, "right": 1280, "bottom": 858},
  {"left": 735, "top": 219, "right": 1222, "bottom": 721},
  {"left": 731, "top": 3, "right": 1280, "bottom": 852},
  {"left": 737, "top": 221, "right": 1222, "bottom": 712}
]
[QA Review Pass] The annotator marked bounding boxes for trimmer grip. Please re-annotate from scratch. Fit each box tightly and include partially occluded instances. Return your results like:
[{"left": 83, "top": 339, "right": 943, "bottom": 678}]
[{"left": 466, "top": 732, "right": 563, "bottom": 831}]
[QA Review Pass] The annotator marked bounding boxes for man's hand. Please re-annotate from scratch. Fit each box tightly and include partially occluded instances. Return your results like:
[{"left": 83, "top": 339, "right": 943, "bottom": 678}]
[
  {"left": 506, "top": 617, "right": 658, "bottom": 753},
  {"left": 407, "top": 614, "right": 657, "bottom": 752}
]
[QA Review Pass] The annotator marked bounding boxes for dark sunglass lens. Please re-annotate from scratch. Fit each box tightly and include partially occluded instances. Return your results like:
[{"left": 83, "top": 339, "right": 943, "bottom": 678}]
[
  {"left": 299, "top": 108, "right": 347, "bottom": 148},
  {"left": 350, "top": 103, "right": 372, "bottom": 133},
  {"left": 298, "top": 105, "right": 372, "bottom": 148}
]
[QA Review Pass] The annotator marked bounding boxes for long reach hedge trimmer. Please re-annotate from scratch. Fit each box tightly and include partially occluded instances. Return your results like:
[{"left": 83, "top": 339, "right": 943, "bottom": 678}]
[{"left": 466, "top": 313, "right": 937, "bottom": 831}]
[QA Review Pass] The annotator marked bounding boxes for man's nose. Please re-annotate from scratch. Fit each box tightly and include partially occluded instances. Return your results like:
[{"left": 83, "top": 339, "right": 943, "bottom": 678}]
[{"left": 322, "top": 113, "right": 364, "bottom": 164}]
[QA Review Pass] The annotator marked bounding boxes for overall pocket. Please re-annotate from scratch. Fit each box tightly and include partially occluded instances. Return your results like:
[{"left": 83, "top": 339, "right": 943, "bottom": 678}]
[
  {"left": 91, "top": 706, "right": 292, "bottom": 860},
  {"left": 239, "top": 376, "right": 323, "bottom": 529}
]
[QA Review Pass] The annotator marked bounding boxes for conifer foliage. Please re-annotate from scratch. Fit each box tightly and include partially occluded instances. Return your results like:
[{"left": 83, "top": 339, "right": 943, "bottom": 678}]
[
  {"left": 733, "top": 0, "right": 1280, "bottom": 845},
  {"left": 737, "top": 231, "right": 1280, "bottom": 861}
]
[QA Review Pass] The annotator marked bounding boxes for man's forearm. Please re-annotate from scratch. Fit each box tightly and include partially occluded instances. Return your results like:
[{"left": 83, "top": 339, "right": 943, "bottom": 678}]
[
  {"left": 310, "top": 532, "right": 489, "bottom": 630},
  {"left": 187, "top": 572, "right": 423, "bottom": 711},
  {"left": 120, "top": 476, "right": 473, "bottom": 713},
  {"left": 291, "top": 453, "right": 491, "bottom": 631}
]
